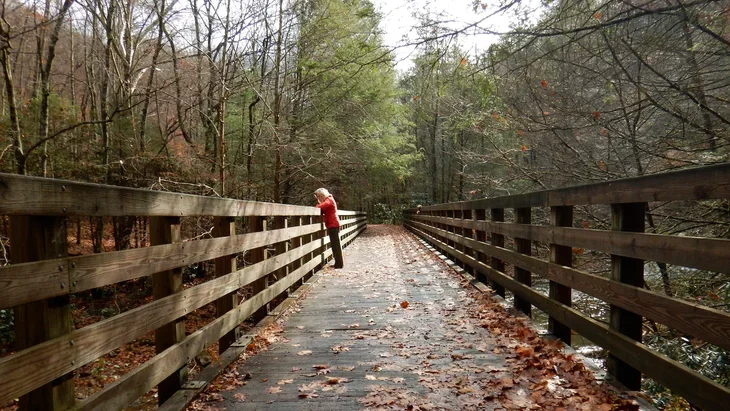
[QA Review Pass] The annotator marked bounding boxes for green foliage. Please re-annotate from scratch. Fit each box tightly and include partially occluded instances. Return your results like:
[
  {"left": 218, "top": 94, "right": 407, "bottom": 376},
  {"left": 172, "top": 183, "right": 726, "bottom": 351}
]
[
  {"left": 101, "top": 307, "right": 117, "bottom": 318},
  {"left": 401, "top": 44, "right": 508, "bottom": 203},
  {"left": 252, "top": 0, "right": 421, "bottom": 211},
  {"left": 0, "top": 309, "right": 14, "bottom": 351},
  {"left": 370, "top": 203, "right": 408, "bottom": 224},
  {"left": 644, "top": 332, "right": 730, "bottom": 408}
]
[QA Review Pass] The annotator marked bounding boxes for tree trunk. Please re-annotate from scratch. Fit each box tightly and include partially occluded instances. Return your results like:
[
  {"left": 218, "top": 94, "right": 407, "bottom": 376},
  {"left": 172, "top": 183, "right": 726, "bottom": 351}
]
[
  {"left": 38, "top": 0, "right": 75, "bottom": 178},
  {"left": 0, "top": 43, "right": 25, "bottom": 174},
  {"left": 272, "top": 0, "right": 284, "bottom": 203},
  {"left": 137, "top": 21, "right": 163, "bottom": 153},
  {"left": 247, "top": 32, "right": 268, "bottom": 198},
  {"left": 100, "top": 0, "right": 114, "bottom": 182},
  {"left": 159, "top": 0, "right": 192, "bottom": 146}
]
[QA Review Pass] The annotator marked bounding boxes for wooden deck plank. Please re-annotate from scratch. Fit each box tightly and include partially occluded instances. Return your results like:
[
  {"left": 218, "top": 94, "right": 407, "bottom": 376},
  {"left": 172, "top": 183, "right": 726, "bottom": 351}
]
[{"left": 187, "top": 225, "right": 645, "bottom": 411}]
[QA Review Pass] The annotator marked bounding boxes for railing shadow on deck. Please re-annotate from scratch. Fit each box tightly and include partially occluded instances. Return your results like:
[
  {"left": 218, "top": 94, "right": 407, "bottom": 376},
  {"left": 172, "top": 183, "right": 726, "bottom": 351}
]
[
  {"left": 0, "top": 173, "right": 366, "bottom": 410},
  {"left": 403, "top": 163, "right": 730, "bottom": 411}
]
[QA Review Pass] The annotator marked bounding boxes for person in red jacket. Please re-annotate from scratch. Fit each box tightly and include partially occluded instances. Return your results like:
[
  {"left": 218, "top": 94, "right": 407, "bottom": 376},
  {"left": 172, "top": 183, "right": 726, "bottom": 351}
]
[{"left": 315, "top": 188, "right": 343, "bottom": 269}]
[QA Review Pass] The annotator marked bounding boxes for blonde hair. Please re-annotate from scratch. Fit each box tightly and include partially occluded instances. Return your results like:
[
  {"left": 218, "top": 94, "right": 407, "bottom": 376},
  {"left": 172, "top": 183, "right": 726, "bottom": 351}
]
[{"left": 315, "top": 188, "right": 330, "bottom": 198}]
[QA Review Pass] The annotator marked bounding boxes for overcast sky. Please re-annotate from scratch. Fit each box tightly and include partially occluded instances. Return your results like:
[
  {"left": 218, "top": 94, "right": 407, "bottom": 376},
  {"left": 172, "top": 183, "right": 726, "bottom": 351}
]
[{"left": 370, "top": 0, "right": 534, "bottom": 72}]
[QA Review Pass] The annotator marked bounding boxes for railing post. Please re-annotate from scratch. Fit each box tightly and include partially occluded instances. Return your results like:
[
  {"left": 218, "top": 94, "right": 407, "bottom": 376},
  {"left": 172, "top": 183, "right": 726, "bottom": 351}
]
[
  {"left": 10, "top": 216, "right": 74, "bottom": 411},
  {"left": 433, "top": 210, "right": 440, "bottom": 245},
  {"left": 514, "top": 207, "right": 532, "bottom": 316},
  {"left": 346, "top": 215, "right": 354, "bottom": 245},
  {"left": 435, "top": 210, "right": 443, "bottom": 244},
  {"left": 290, "top": 216, "right": 303, "bottom": 289},
  {"left": 549, "top": 206, "right": 573, "bottom": 344},
  {"left": 248, "top": 216, "right": 267, "bottom": 322},
  {"left": 453, "top": 209, "right": 464, "bottom": 268},
  {"left": 608, "top": 203, "right": 645, "bottom": 390},
  {"left": 150, "top": 216, "right": 186, "bottom": 404},
  {"left": 213, "top": 216, "right": 237, "bottom": 353},
  {"left": 339, "top": 214, "right": 347, "bottom": 247},
  {"left": 462, "top": 209, "right": 473, "bottom": 274},
  {"left": 272, "top": 216, "right": 288, "bottom": 307},
  {"left": 319, "top": 215, "right": 327, "bottom": 267},
  {"left": 446, "top": 209, "right": 455, "bottom": 248},
  {"left": 473, "top": 209, "right": 488, "bottom": 285},
  {"left": 489, "top": 208, "right": 506, "bottom": 297},
  {"left": 302, "top": 216, "right": 314, "bottom": 282}
]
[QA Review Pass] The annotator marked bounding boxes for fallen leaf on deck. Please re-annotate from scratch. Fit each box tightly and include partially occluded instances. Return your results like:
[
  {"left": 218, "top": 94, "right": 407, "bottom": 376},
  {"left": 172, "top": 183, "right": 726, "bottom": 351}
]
[
  {"left": 500, "top": 378, "right": 514, "bottom": 389},
  {"left": 299, "top": 381, "right": 323, "bottom": 391},
  {"left": 297, "top": 350, "right": 312, "bottom": 356},
  {"left": 267, "top": 386, "right": 282, "bottom": 394},
  {"left": 516, "top": 345, "right": 534, "bottom": 357},
  {"left": 298, "top": 392, "right": 319, "bottom": 398},
  {"left": 331, "top": 345, "right": 350, "bottom": 354}
]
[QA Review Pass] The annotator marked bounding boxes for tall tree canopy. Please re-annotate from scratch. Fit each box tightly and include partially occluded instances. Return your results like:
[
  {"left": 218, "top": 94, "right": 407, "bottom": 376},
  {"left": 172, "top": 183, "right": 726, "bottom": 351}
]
[{"left": 0, "top": 0, "right": 417, "bottom": 213}]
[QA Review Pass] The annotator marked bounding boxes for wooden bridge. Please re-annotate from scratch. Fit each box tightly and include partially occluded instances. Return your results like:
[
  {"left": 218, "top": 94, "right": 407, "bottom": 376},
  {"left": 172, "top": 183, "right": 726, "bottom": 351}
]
[{"left": 0, "top": 164, "right": 729, "bottom": 410}]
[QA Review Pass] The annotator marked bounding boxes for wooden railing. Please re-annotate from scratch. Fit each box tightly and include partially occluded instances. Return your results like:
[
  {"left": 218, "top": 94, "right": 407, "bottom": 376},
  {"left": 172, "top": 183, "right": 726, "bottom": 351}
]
[
  {"left": 0, "top": 173, "right": 366, "bottom": 410},
  {"left": 403, "top": 163, "right": 730, "bottom": 410}
]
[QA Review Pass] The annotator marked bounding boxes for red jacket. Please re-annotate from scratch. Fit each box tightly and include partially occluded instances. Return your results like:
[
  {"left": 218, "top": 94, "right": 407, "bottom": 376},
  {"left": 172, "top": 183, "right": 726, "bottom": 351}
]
[{"left": 316, "top": 196, "right": 341, "bottom": 229}]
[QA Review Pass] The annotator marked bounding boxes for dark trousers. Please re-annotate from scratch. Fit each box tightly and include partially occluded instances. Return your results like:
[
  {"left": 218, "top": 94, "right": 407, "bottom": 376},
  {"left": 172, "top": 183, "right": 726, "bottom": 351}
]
[{"left": 327, "top": 227, "right": 344, "bottom": 268}]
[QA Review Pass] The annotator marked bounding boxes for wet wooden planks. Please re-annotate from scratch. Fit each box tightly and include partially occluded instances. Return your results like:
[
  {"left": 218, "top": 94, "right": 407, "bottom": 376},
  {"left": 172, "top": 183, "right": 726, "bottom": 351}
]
[{"left": 205, "top": 226, "right": 505, "bottom": 410}]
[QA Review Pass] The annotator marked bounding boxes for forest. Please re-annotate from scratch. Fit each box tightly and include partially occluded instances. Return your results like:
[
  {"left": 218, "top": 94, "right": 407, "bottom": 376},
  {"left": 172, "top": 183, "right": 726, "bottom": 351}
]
[{"left": 0, "top": 0, "right": 729, "bottom": 409}]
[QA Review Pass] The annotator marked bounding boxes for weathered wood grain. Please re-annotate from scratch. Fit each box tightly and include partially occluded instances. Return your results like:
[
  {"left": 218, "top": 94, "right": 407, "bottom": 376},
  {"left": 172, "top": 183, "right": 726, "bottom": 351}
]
[
  {"left": 150, "top": 217, "right": 187, "bottom": 403},
  {"left": 301, "top": 216, "right": 315, "bottom": 282},
  {"left": 248, "top": 216, "right": 269, "bottom": 323},
  {"left": 289, "top": 217, "right": 304, "bottom": 291},
  {"left": 213, "top": 217, "right": 238, "bottom": 353},
  {"left": 0, "top": 259, "right": 68, "bottom": 317},
  {"left": 77, "top": 222, "right": 366, "bottom": 411},
  {"left": 269, "top": 216, "right": 290, "bottom": 310},
  {"left": 473, "top": 209, "right": 489, "bottom": 286},
  {"left": 0, "top": 223, "right": 321, "bottom": 309},
  {"left": 490, "top": 208, "right": 506, "bottom": 297},
  {"left": 157, "top": 270, "right": 327, "bottom": 411},
  {"left": 0, "top": 173, "right": 323, "bottom": 217},
  {"left": 514, "top": 208, "right": 532, "bottom": 316},
  {"left": 417, "top": 163, "right": 730, "bottom": 211},
  {"left": 0, "top": 170, "right": 368, "bottom": 407},
  {"left": 407, "top": 223, "right": 730, "bottom": 411},
  {"left": 411, "top": 214, "right": 730, "bottom": 274},
  {"left": 607, "top": 203, "right": 645, "bottom": 390},
  {"left": 549, "top": 206, "right": 573, "bottom": 344},
  {"left": 10, "top": 216, "right": 74, "bottom": 411},
  {"left": 77, "top": 255, "right": 324, "bottom": 411},
  {"left": 0, "top": 240, "right": 322, "bottom": 405},
  {"left": 407, "top": 220, "right": 730, "bottom": 352}
]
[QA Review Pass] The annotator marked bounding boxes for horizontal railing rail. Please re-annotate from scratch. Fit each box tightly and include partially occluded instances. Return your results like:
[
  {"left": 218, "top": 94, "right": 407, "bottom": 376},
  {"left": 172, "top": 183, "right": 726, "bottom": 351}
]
[
  {"left": 0, "top": 173, "right": 366, "bottom": 410},
  {"left": 403, "top": 163, "right": 730, "bottom": 411}
]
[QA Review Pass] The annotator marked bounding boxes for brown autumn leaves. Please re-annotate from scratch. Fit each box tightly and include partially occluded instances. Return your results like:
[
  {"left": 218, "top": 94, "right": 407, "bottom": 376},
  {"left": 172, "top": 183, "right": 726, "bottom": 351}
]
[{"left": 189, "top": 226, "right": 639, "bottom": 410}]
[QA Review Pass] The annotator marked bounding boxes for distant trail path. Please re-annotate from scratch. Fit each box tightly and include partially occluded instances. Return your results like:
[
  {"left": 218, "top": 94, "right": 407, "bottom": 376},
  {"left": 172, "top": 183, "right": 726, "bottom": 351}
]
[{"left": 189, "top": 225, "right": 638, "bottom": 411}]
